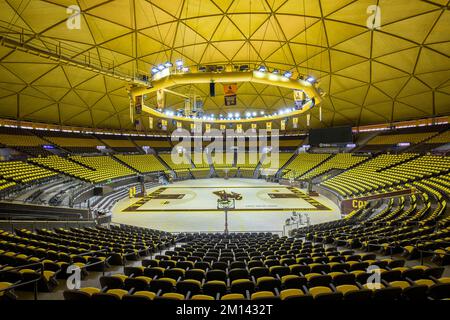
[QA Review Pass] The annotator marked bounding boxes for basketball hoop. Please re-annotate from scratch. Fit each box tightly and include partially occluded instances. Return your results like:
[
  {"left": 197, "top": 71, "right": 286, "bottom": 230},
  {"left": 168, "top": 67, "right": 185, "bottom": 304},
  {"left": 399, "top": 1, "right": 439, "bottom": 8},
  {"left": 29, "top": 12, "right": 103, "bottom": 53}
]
[{"left": 217, "top": 198, "right": 235, "bottom": 234}]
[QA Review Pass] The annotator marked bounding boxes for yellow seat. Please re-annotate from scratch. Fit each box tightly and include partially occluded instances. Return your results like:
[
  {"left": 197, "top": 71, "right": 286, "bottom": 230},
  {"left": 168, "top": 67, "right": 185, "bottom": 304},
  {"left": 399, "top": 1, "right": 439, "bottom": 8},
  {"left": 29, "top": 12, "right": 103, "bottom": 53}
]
[
  {"left": 251, "top": 291, "right": 275, "bottom": 300},
  {"left": 280, "top": 289, "right": 304, "bottom": 300},
  {"left": 0, "top": 282, "right": 13, "bottom": 297},
  {"left": 439, "top": 277, "right": 450, "bottom": 284},
  {"left": 389, "top": 281, "right": 410, "bottom": 289},
  {"left": 162, "top": 292, "right": 184, "bottom": 300},
  {"left": 135, "top": 276, "right": 152, "bottom": 284},
  {"left": 335, "top": 285, "right": 359, "bottom": 294},
  {"left": 112, "top": 274, "right": 128, "bottom": 282},
  {"left": 309, "top": 286, "right": 332, "bottom": 297},
  {"left": 221, "top": 293, "right": 245, "bottom": 300},
  {"left": 79, "top": 287, "right": 101, "bottom": 296},
  {"left": 415, "top": 279, "right": 435, "bottom": 287},
  {"left": 304, "top": 273, "right": 321, "bottom": 280},
  {"left": 362, "top": 283, "right": 385, "bottom": 290},
  {"left": 191, "top": 294, "right": 215, "bottom": 300},
  {"left": 107, "top": 289, "right": 128, "bottom": 299},
  {"left": 133, "top": 291, "right": 156, "bottom": 300}
]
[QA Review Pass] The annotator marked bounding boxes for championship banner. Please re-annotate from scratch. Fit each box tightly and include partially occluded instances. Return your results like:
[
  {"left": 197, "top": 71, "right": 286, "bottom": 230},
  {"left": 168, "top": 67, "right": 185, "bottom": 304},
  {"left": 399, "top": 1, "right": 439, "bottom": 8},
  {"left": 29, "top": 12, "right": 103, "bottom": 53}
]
[
  {"left": 161, "top": 119, "right": 168, "bottom": 131},
  {"left": 190, "top": 123, "right": 195, "bottom": 133},
  {"left": 280, "top": 119, "right": 286, "bottom": 131},
  {"left": 266, "top": 122, "right": 272, "bottom": 132},
  {"left": 176, "top": 121, "right": 182, "bottom": 129},
  {"left": 236, "top": 123, "right": 243, "bottom": 133},
  {"left": 293, "top": 117, "right": 298, "bottom": 129},
  {"left": 294, "top": 90, "right": 305, "bottom": 108},
  {"left": 251, "top": 123, "right": 257, "bottom": 130},
  {"left": 157, "top": 89, "right": 165, "bottom": 109},
  {"left": 220, "top": 124, "right": 226, "bottom": 131},
  {"left": 135, "top": 95, "right": 142, "bottom": 114},
  {"left": 149, "top": 117, "right": 153, "bottom": 129},
  {"left": 224, "top": 83, "right": 237, "bottom": 106},
  {"left": 205, "top": 123, "right": 211, "bottom": 132},
  {"left": 306, "top": 114, "right": 310, "bottom": 127},
  {"left": 319, "top": 106, "right": 322, "bottom": 122}
]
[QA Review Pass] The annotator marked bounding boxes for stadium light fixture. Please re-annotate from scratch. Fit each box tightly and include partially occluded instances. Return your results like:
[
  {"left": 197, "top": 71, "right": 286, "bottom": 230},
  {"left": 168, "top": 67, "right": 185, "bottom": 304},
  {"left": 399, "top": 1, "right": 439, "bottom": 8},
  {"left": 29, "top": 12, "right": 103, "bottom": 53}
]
[
  {"left": 306, "top": 76, "right": 316, "bottom": 84},
  {"left": 283, "top": 71, "right": 292, "bottom": 78},
  {"left": 175, "top": 59, "right": 183, "bottom": 68},
  {"left": 157, "top": 64, "right": 165, "bottom": 71},
  {"left": 272, "top": 69, "right": 279, "bottom": 74},
  {"left": 258, "top": 65, "right": 266, "bottom": 72},
  {"left": 164, "top": 61, "right": 173, "bottom": 68},
  {"left": 151, "top": 67, "right": 159, "bottom": 74}
]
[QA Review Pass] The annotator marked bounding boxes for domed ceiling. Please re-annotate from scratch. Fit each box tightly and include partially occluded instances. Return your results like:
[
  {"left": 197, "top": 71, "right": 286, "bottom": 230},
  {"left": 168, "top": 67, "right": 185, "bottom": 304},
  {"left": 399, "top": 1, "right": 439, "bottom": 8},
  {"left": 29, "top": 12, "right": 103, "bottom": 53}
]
[{"left": 0, "top": 0, "right": 448, "bottom": 130}]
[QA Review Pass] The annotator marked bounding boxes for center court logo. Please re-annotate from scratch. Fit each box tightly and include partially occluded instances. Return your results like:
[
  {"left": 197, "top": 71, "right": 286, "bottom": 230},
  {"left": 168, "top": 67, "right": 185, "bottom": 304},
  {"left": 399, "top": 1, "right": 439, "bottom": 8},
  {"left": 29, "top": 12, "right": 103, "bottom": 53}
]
[{"left": 170, "top": 126, "right": 280, "bottom": 170}]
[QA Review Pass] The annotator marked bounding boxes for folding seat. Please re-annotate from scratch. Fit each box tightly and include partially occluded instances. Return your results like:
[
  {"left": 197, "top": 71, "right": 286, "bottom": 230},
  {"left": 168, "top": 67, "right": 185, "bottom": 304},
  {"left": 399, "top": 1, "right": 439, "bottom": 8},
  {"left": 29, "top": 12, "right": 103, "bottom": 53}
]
[
  {"left": 247, "top": 260, "right": 264, "bottom": 269},
  {"left": 230, "top": 279, "right": 255, "bottom": 295},
  {"left": 124, "top": 266, "right": 145, "bottom": 277},
  {"left": 164, "top": 267, "right": 185, "bottom": 280},
  {"left": 269, "top": 265, "right": 290, "bottom": 278},
  {"left": 308, "top": 286, "right": 343, "bottom": 301},
  {"left": 149, "top": 277, "right": 177, "bottom": 294},
  {"left": 92, "top": 289, "right": 128, "bottom": 301},
  {"left": 423, "top": 266, "right": 444, "bottom": 278},
  {"left": 256, "top": 276, "right": 281, "bottom": 293},
  {"left": 19, "top": 268, "right": 58, "bottom": 292},
  {"left": 212, "top": 261, "right": 228, "bottom": 271},
  {"left": 191, "top": 294, "right": 214, "bottom": 300},
  {"left": 387, "top": 281, "right": 428, "bottom": 300},
  {"left": 428, "top": 282, "right": 450, "bottom": 300},
  {"left": 329, "top": 272, "right": 356, "bottom": 286},
  {"left": 335, "top": 285, "right": 372, "bottom": 301},
  {"left": 176, "top": 279, "right": 202, "bottom": 296},
  {"left": 194, "top": 261, "right": 210, "bottom": 271},
  {"left": 122, "top": 290, "right": 156, "bottom": 301},
  {"left": 156, "top": 292, "right": 185, "bottom": 300},
  {"left": 155, "top": 254, "right": 170, "bottom": 260},
  {"left": 249, "top": 267, "right": 270, "bottom": 280},
  {"left": 202, "top": 280, "right": 227, "bottom": 298},
  {"left": 228, "top": 268, "right": 249, "bottom": 282},
  {"left": 329, "top": 262, "right": 350, "bottom": 272},
  {"left": 221, "top": 293, "right": 246, "bottom": 300},
  {"left": 144, "top": 267, "right": 165, "bottom": 279},
  {"left": 159, "top": 260, "right": 176, "bottom": 269},
  {"left": 289, "top": 264, "right": 310, "bottom": 275},
  {"left": 280, "top": 258, "right": 296, "bottom": 266},
  {"left": 281, "top": 274, "right": 306, "bottom": 289},
  {"left": 380, "top": 269, "right": 402, "bottom": 282},
  {"left": 371, "top": 286, "right": 402, "bottom": 300},
  {"left": 349, "top": 261, "right": 369, "bottom": 271},
  {"left": 63, "top": 287, "right": 101, "bottom": 301},
  {"left": 309, "top": 263, "right": 331, "bottom": 274},
  {"left": 206, "top": 269, "right": 227, "bottom": 282},
  {"left": 230, "top": 261, "right": 246, "bottom": 269},
  {"left": 175, "top": 261, "right": 194, "bottom": 270},
  {"left": 185, "top": 269, "right": 205, "bottom": 282},
  {"left": 296, "top": 257, "right": 313, "bottom": 265},
  {"left": 305, "top": 273, "right": 332, "bottom": 288},
  {"left": 279, "top": 288, "right": 312, "bottom": 301},
  {"left": 251, "top": 291, "right": 280, "bottom": 301},
  {"left": 124, "top": 276, "right": 151, "bottom": 291}
]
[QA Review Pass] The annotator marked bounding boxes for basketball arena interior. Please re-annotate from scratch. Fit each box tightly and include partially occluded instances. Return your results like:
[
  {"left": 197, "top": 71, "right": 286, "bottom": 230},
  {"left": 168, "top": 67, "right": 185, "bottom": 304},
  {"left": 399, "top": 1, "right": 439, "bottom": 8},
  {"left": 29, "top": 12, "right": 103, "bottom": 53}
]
[{"left": 0, "top": 0, "right": 449, "bottom": 309}]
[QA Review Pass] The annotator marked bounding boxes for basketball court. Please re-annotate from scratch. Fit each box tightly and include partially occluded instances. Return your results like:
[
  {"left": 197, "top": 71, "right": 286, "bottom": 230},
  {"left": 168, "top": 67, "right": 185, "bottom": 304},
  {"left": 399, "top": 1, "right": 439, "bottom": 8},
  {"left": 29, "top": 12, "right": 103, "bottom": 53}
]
[{"left": 112, "top": 178, "right": 341, "bottom": 233}]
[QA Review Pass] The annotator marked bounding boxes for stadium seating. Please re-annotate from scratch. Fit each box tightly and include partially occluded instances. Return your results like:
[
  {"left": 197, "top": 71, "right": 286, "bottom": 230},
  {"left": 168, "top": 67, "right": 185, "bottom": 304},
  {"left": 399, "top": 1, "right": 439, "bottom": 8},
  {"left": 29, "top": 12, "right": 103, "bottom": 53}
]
[
  {"left": 301, "top": 154, "right": 368, "bottom": 180},
  {"left": 115, "top": 154, "right": 167, "bottom": 173},
  {"left": 283, "top": 153, "right": 332, "bottom": 179},
  {"left": 0, "top": 161, "right": 58, "bottom": 183},
  {"left": 367, "top": 133, "right": 438, "bottom": 145},
  {"left": 29, "top": 155, "right": 134, "bottom": 183}
]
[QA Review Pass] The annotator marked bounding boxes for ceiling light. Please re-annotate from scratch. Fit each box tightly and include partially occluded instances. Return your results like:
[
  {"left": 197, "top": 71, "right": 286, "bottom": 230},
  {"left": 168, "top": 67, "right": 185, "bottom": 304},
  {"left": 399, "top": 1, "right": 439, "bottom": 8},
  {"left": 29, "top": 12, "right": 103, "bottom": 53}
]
[
  {"left": 164, "top": 61, "right": 173, "bottom": 68},
  {"left": 234, "top": 112, "right": 240, "bottom": 118},
  {"left": 175, "top": 59, "right": 183, "bottom": 68},
  {"left": 283, "top": 71, "right": 292, "bottom": 78},
  {"left": 151, "top": 67, "right": 159, "bottom": 74},
  {"left": 258, "top": 65, "right": 266, "bottom": 72},
  {"left": 272, "top": 69, "right": 279, "bottom": 74},
  {"left": 252, "top": 112, "right": 257, "bottom": 117},
  {"left": 306, "top": 76, "right": 316, "bottom": 84}
]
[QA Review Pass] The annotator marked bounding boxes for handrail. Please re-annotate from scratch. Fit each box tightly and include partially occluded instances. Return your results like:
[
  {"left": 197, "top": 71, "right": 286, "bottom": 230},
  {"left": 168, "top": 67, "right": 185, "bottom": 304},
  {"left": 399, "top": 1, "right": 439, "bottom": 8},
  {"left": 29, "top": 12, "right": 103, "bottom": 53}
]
[
  {"left": 74, "top": 249, "right": 108, "bottom": 257},
  {"left": 0, "top": 261, "right": 44, "bottom": 300}
]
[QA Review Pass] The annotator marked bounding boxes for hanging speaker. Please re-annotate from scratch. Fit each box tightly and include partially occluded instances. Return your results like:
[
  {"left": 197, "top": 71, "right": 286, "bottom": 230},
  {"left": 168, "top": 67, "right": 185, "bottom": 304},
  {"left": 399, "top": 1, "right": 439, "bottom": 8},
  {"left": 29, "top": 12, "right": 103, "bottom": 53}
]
[{"left": 210, "top": 82, "right": 215, "bottom": 97}]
